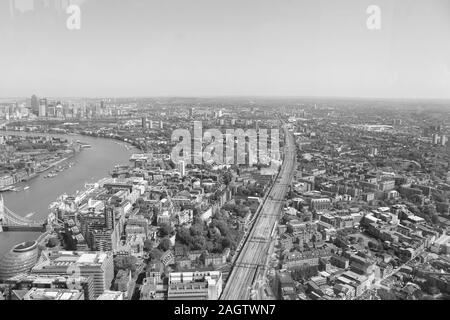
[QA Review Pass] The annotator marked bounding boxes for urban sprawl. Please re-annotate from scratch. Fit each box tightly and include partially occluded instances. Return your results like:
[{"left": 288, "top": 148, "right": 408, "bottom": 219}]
[{"left": 0, "top": 97, "right": 450, "bottom": 301}]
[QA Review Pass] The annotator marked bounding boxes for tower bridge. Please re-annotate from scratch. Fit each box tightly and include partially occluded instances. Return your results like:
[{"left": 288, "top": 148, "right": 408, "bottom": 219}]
[{"left": 0, "top": 196, "right": 47, "bottom": 233}]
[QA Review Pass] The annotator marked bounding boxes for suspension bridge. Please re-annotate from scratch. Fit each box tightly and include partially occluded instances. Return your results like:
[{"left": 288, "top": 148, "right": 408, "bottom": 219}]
[{"left": 0, "top": 195, "right": 47, "bottom": 233}]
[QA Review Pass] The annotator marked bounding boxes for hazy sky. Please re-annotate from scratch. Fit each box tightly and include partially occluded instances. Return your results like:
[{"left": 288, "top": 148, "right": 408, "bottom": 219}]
[{"left": 0, "top": 0, "right": 449, "bottom": 99}]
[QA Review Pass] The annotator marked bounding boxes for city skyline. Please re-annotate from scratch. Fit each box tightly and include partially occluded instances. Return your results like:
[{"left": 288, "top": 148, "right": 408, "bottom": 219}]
[
  {"left": 1, "top": 99, "right": 450, "bottom": 302},
  {"left": 0, "top": 0, "right": 449, "bottom": 99},
  {"left": 2, "top": 0, "right": 450, "bottom": 306}
]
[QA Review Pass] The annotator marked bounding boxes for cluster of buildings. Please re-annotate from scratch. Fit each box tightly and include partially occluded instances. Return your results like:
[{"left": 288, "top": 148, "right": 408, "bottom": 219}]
[
  {"left": 1, "top": 99, "right": 450, "bottom": 301},
  {"left": 0, "top": 134, "right": 80, "bottom": 191},
  {"left": 1, "top": 113, "right": 280, "bottom": 299},
  {"left": 270, "top": 104, "right": 450, "bottom": 300},
  {"left": 30, "top": 96, "right": 129, "bottom": 120}
]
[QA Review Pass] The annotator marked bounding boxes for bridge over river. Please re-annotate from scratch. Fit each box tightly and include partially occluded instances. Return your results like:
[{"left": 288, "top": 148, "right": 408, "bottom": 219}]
[
  {"left": 0, "top": 130, "right": 138, "bottom": 258},
  {"left": 0, "top": 196, "right": 47, "bottom": 233}
]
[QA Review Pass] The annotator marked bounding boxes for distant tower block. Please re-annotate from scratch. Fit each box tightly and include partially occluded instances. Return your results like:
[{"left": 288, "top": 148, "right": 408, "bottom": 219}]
[
  {"left": 178, "top": 161, "right": 186, "bottom": 177},
  {"left": 142, "top": 117, "right": 148, "bottom": 129},
  {"left": 370, "top": 147, "right": 378, "bottom": 156},
  {"left": 159, "top": 121, "right": 164, "bottom": 129}
]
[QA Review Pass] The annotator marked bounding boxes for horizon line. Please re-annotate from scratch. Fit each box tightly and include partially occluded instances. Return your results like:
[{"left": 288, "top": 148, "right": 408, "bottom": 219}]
[{"left": 1, "top": 95, "right": 450, "bottom": 103}]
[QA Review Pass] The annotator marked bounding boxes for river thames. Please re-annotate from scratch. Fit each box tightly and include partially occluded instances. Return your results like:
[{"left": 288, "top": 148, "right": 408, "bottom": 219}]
[{"left": 0, "top": 131, "right": 138, "bottom": 258}]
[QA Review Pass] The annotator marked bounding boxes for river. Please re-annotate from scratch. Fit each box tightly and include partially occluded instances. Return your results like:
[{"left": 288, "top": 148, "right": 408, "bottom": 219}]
[{"left": 0, "top": 131, "right": 139, "bottom": 258}]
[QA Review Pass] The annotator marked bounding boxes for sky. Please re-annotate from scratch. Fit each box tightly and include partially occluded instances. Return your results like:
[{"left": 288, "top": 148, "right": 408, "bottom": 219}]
[{"left": 0, "top": 0, "right": 449, "bottom": 99}]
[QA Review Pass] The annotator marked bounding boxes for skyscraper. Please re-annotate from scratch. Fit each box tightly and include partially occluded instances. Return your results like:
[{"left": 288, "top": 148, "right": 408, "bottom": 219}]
[
  {"left": 178, "top": 161, "right": 186, "bottom": 177},
  {"left": 39, "top": 98, "right": 47, "bottom": 118},
  {"left": 104, "top": 207, "right": 116, "bottom": 231},
  {"left": 142, "top": 117, "right": 148, "bottom": 129},
  {"left": 31, "top": 95, "right": 39, "bottom": 114}
]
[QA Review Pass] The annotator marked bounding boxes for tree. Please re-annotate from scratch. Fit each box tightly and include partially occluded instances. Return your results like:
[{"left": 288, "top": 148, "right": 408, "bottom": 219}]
[
  {"left": 190, "top": 223, "right": 206, "bottom": 237},
  {"left": 208, "top": 226, "right": 221, "bottom": 238},
  {"left": 176, "top": 227, "right": 192, "bottom": 246},
  {"left": 149, "top": 248, "right": 163, "bottom": 261},
  {"left": 434, "top": 193, "right": 448, "bottom": 203},
  {"left": 192, "top": 235, "right": 206, "bottom": 250},
  {"left": 46, "top": 237, "right": 59, "bottom": 248},
  {"left": 192, "top": 207, "right": 200, "bottom": 217},
  {"left": 205, "top": 241, "right": 215, "bottom": 253},
  {"left": 291, "top": 264, "right": 318, "bottom": 281},
  {"left": 236, "top": 205, "right": 250, "bottom": 218},
  {"left": 159, "top": 237, "right": 172, "bottom": 252},
  {"left": 368, "top": 241, "right": 380, "bottom": 251},
  {"left": 431, "top": 215, "right": 440, "bottom": 225},
  {"left": 222, "top": 172, "right": 233, "bottom": 185},
  {"left": 222, "top": 236, "right": 232, "bottom": 250},
  {"left": 143, "top": 239, "right": 153, "bottom": 252},
  {"left": 212, "top": 219, "right": 230, "bottom": 237},
  {"left": 377, "top": 288, "right": 398, "bottom": 300},
  {"left": 114, "top": 256, "right": 137, "bottom": 272},
  {"left": 423, "top": 205, "right": 437, "bottom": 217},
  {"left": 211, "top": 236, "right": 223, "bottom": 253},
  {"left": 159, "top": 223, "right": 174, "bottom": 237}
]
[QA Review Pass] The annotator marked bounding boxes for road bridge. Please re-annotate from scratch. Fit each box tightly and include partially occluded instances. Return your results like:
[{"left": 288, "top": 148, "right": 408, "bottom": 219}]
[{"left": 0, "top": 196, "right": 46, "bottom": 233}]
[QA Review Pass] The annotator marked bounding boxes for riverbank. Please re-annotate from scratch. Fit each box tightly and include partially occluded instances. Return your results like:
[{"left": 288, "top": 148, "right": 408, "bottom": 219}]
[
  {"left": 36, "top": 154, "right": 74, "bottom": 174},
  {"left": 0, "top": 131, "right": 138, "bottom": 259},
  {"left": 0, "top": 131, "right": 81, "bottom": 193},
  {"left": 77, "top": 131, "right": 141, "bottom": 151},
  {"left": 0, "top": 174, "right": 38, "bottom": 193},
  {"left": 0, "top": 154, "right": 76, "bottom": 194}
]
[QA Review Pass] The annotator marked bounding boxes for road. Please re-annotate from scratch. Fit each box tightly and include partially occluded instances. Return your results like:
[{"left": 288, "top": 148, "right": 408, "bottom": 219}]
[{"left": 221, "top": 125, "right": 296, "bottom": 300}]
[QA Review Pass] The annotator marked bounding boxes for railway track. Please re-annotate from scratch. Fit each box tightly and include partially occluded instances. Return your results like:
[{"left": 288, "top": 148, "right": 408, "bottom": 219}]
[{"left": 221, "top": 126, "right": 296, "bottom": 300}]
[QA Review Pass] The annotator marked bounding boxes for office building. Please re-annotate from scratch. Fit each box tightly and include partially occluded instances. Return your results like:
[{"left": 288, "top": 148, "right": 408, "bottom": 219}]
[
  {"left": 142, "top": 117, "right": 148, "bottom": 129},
  {"left": 22, "top": 288, "right": 84, "bottom": 300},
  {"left": 0, "top": 241, "right": 40, "bottom": 281},
  {"left": 31, "top": 95, "right": 39, "bottom": 114},
  {"left": 310, "top": 198, "right": 332, "bottom": 211},
  {"left": 38, "top": 105, "right": 46, "bottom": 118},
  {"left": 178, "top": 160, "right": 186, "bottom": 177},
  {"left": 97, "top": 290, "right": 124, "bottom": 300},
  {"left": 31, "top": 251, "right": 114, "bottom": 298},
  {"left": 4, "top": 274, "right": 94, "bottom": 300},
  {"left": 167, "top": 271, "right": 223, "bottom": 300}
]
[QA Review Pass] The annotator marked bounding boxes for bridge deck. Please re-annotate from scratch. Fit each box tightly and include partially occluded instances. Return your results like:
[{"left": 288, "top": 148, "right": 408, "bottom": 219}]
[
  {"left": 2, "top": 225, "right": 46, "bottom": 232},
  {"left": 0, "top": 197, "right": 46, "bottom": 232}
]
